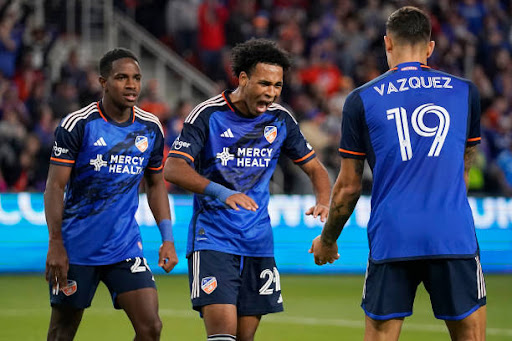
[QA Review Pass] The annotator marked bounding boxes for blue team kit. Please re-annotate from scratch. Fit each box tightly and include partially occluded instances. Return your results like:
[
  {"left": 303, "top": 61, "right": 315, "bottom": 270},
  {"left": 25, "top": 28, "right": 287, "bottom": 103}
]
[
  {"left": 339, "top": 62, "right": 481, "bottom": 262},
  {"left": 50, "top": 101, "right": 165, "bottom": 265},
  {"left": 168, "top": 90, "right": 317, "bottom": 258}
]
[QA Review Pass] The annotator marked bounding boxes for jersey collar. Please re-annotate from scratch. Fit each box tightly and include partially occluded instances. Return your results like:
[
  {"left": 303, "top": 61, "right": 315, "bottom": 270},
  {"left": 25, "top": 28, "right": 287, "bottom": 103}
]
[
  {"left": 390, "top": 62, "right": 430, "bottom": 72},
  {"left": 97, "top": 100, "right": 135, "bottom": 126}
]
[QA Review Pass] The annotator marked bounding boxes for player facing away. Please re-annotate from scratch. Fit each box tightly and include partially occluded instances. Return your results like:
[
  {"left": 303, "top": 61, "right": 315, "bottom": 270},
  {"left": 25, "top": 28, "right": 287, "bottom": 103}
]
[
  {"left": 164, "top": 38, "right": 331, "bottom": 341},
  {"left": 44, "top": 48, "right": 178, "bottom": 341},
  {"left": 310, "top": 6, "right": 486, "bottom": 341}
]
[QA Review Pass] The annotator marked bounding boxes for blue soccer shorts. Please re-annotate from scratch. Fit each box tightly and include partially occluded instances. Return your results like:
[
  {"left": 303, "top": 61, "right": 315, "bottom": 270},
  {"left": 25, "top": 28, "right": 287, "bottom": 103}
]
[
  {"left": 361, "top": 256, "right": 486, "bottom": 321},
  {"left": 188, "top": 250, "right": 284, "bottom": 316},
  {"left": 50, "top": 257, "right": 156, "bottom": 309}
]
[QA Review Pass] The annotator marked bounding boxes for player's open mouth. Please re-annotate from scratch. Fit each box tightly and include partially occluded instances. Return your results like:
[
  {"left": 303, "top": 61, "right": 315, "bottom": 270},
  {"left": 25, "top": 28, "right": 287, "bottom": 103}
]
[
  {"left": 256, "top": 101, "right": 271, "bottom": 113},
  {"left": 124, "top": 94, "right": 138, "bottom": 101}
]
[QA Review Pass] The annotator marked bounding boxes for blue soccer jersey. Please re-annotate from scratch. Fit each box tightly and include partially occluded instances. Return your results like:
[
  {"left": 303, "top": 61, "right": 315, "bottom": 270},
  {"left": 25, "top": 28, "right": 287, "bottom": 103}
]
[
  {"left": 50, "top": 101, "right": 164, "bottom": 265},
  {"left": 168, "top": 91, "right": 316, "bottom": 257},
  {"left": 340, "top": 62, "right": 481, "bottom": 262}
]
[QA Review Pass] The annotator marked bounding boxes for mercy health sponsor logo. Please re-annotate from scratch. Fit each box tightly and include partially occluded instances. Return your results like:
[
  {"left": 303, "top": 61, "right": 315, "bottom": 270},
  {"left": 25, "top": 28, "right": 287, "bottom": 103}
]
[
  {"left": 89, "top": 154, "right": 145, "bottom": 174},
  {"left": 216, "top": 147, "right": 274, "bottom": 168}
]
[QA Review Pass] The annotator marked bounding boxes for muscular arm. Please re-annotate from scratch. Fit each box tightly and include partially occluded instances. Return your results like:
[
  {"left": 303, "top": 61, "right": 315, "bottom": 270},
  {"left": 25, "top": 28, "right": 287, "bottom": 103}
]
[
  {"left": 321, "top": 158, "right": 364, "bottom": 244},
  {"left": 144, "top": 171, "right": 178, "bottom": 272},
  {"left": 310, "top": 157, "right": 364, "bottom": 265},
  {"left": 44, "top": 164, "right": 72, "bottom": 291},
  {"left": 164, "top": 157, "right": 258, "bottom": 211},
  {"left": 299, "top": 158, "right": 331, "bottom": 221},
  {"left": 464, "top": 145, "right": 477, "bottom": 190}
]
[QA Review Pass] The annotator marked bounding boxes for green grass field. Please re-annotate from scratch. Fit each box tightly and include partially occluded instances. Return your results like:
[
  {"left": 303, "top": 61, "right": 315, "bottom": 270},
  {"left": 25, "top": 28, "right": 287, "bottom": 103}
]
[{"left": 0, "top": 274, "right": 510, "bottom": 340}]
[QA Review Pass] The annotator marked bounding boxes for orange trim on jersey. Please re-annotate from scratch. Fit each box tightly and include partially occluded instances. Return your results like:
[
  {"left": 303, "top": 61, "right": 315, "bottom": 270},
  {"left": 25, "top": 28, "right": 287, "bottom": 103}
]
[
  {"left": 339, "top": 148, "right": 366, "bottom": 156},
  {"left": 50, "top": 157, "right": 75, "bottom": 164},
  {"left": 168, "top": 150, "right": 195, "bottom": 162},
  {"left": 132, "top": 107, "right": 135, "bottom": 123},
  {"left": 467, "top": 137, "right": 481, "bottom": 142},
  {"left": 389, "top": 64, "right": 430, "bottom": 71},
  {"left": 96, "top": 102, "right": 108, "bottom": 122},
  {"left": 293, "top": 150, "right": 315, "bottom": 163},
  {"left": 222, "top": 92, "right": 236, "bottom": 112},
  {"left": 148, "top": 165, "right": 164, "bottom": 171}
]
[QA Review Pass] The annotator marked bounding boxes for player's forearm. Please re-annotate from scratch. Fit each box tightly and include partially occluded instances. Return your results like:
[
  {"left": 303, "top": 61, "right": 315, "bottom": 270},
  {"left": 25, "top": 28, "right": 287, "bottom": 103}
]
[
  {"left": 145, "top": 174, "right": 171, "bottom": 223},
  {"left": 164, "top": 157, "right": 211, "bottom": 194},
  {"left": 321, "top": 183, "right": 361, "bottom": 245},
  {"left": 44, "top": 185, "right": 65, "bottom": 241},
  {"left": 310, "top": 165, "right": 331, "bottom": 206}
]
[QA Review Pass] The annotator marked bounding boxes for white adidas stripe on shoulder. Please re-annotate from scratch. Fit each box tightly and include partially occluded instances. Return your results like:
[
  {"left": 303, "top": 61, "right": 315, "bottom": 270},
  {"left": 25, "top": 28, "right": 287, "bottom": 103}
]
[
  {"left": 268, "top": 103, "right": 298, "bottom": 124},
  {"left": 134, "top": 107, "right": 164, "bottom": 136},
  {"left": 185, "top": 94, "right": 225, "bottom": 124},
  {"left": 61, "top": 102, "right": 98, "bottom": 132}
]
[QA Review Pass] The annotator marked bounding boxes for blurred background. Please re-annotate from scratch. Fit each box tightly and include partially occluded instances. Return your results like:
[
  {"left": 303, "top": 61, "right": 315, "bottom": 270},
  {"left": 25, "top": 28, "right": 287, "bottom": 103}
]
[
  {"left": 1, "top": 0, "right": 512, "bottom": 195},
  {"left": 0, "top": 1, "right": 511, "bottom": 339}
]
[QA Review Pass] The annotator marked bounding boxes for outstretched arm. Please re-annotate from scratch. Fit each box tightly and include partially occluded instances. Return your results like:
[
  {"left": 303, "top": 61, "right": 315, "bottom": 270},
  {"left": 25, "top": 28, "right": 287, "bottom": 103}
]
[
  {"left": 44, "top": 164, "right": 72, "bottom": 293},
  {"left": 310, "top": 157, "right": 364, "bottom": 265},
  {"left": 144, "top": 171, "right": 178, "bottom": 273},
  {"left": 299, "top": 158, "right": 331, "bottom": 222},
  {"left": 164, "top": 157, "right": 258, "bottom": 211}
]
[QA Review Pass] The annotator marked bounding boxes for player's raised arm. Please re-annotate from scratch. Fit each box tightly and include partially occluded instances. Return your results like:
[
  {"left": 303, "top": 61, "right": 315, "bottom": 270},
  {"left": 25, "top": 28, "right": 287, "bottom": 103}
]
[
  {"left": 44, "top": 164, "right": 72, "bottom": 294},
  {"left": 299, "top": 158, "right": 331, "bottom": 222},
  {"left": 144, "top": 171, "right": 178, "bottom": 273},
  {"left": 164, "top": 157, "right": 258, "bottom": 211},
  {"left": 310, "top": 157, "right": 364, "bottom": 265}
]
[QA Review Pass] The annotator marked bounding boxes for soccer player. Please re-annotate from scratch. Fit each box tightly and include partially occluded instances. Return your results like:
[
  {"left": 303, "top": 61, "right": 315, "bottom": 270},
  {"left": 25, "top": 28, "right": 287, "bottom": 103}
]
[
  {"left": 310, "top": 6, "right": 486, "bottom": 341},
  {"left": 164, "top": 38, "right": 331, "bottom": 341},
  {"left": 44, "top": 48, "right": 178, "bottom": 341}
]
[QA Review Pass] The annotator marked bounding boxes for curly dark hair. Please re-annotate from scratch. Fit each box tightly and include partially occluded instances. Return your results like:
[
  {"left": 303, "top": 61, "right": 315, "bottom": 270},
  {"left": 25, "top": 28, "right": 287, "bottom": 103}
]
[
  {"left": 99, "top": 47, "right": 139, "bottom": 78},
  {"left": 231, "top": 38, "right": 291, "bottom": 77}
]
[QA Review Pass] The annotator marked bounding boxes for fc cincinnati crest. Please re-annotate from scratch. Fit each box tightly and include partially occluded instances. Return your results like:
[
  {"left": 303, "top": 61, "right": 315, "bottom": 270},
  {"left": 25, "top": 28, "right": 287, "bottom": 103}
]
[
  {"left": 201, "top": 276, "right": 217, "bottom": 294},
  {"left": 135, "top": 136, "right": 148, "bottom": 152},
  {"left": 264, "top": 126, "right": 277, "bottom": 143}
]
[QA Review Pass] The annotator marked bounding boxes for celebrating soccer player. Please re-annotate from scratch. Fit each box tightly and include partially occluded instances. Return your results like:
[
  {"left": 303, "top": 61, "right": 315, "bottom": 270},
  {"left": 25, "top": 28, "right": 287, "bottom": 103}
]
[
  {"left": 45, "top": 48, "right": 178, "bottom": 340},
  {"left": 164, "top": 38, "right": 331, "bottom": 341},
  {"left": 311, "top": 6, "right": 486, "bottom": 341}
]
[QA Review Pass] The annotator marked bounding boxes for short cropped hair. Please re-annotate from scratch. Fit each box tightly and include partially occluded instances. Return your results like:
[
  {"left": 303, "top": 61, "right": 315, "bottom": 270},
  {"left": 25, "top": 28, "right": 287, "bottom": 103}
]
[
  {"left": 386, "top": 6, "right": 431, "bottom": 45},
  {"left": 99, "top": 48, "right": 139, "bottom": 77},
  {"left": 231, "top": 38, "right": 291, "bottom": 77}
]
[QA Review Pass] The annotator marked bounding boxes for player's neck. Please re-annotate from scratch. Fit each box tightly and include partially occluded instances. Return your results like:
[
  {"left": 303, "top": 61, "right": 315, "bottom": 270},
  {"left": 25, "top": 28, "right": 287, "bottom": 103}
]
[
  {"left": 229, "top": 88, "right": 251, "bottom": 117},
  {"left": 101, "top": 97, "right": 132, "bottom": 123}
]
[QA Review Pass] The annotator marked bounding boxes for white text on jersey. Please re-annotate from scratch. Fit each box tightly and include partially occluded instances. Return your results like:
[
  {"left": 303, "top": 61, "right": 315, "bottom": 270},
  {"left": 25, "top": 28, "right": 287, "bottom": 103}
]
[{"left": 373, "top": 76, "right": 453, "bottom": 96}]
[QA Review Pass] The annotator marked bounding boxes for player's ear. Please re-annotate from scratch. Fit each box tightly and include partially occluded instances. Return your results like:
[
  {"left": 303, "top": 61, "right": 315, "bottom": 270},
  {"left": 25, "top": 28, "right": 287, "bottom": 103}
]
[
  {"left": 427, "top": 40, "right": 435, "bottom": 59},
  {"left": 99, "top": 76, "right": 107, "bottom": 90},
  {"left": 239, "top": 71, "right": 248, "bottom": 87},
  {"left": 384, "top": 35, "right": 393, "bottom": 54}
]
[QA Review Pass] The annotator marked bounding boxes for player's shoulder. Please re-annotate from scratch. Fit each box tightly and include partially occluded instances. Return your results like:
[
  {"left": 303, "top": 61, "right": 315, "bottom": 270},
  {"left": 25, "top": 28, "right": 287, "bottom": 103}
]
[
  {"left": 184, "top": 93, "right": 229, "bottom": 125},
  {"left": 426, "top": 68, "right": 474, "bottom": 86},
  {"left": 268, "top": 102, "right": 298, "bottom": 123},
  {"left": 134, "top": 105, "right": 164, "bottom": 135},
  {"left": 60, "top": 102, "right": 100, "bottom": 132}
]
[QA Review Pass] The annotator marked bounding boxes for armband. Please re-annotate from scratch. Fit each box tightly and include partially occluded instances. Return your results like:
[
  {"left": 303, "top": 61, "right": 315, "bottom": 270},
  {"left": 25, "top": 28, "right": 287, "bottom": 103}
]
[
  {"left": 157, "top": 219, "right": 174, "bottom": 243},
  {"left": 204, "top": 181, "right": 239, "bottom": 203}
]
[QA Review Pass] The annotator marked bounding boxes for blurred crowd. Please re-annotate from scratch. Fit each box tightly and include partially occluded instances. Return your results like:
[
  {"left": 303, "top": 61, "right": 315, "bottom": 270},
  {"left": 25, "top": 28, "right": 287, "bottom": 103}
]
[{"left": 1, "top": 0, "right": 512, "bottom": 196}]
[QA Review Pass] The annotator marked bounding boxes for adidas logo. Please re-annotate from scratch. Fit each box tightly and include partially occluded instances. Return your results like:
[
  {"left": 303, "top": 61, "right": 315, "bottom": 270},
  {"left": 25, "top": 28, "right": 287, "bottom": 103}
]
[
  {"left": 220, "top": 128, "right": 234, "bottom": 138},
  {"left": 93, "top": 137, "right": 107, "bottom": 146}
]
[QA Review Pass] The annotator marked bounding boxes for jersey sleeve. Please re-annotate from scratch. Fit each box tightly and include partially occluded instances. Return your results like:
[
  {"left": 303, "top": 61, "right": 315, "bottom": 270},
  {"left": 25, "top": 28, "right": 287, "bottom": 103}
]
[
  {"left": 167, "top": 112, "right": 208, "bottom": 165},
  {"left": 146, "top": 125, "right": 165, "bottom": 173},
  {"left": 466, "top": 82, "right": 481, "bottom": 146},
  {"left": 339, "top": 91, "right": 367, "bottom": 159},
  {"left": 49, "top": 122, "right": 83, "bottom": 167},
  {"left": 282, "top": 111, "right": 316, "bottom": 165}
]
